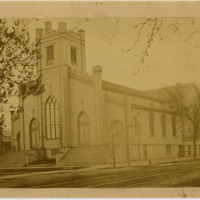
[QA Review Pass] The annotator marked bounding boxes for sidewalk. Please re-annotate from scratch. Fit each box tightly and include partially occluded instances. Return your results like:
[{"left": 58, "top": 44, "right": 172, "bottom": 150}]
[
  {"left": 89, "top": 156, "right": 200, "bottom": 170},
  {"left": 0, "top": 156, "right": 199, "bottom": 180}
]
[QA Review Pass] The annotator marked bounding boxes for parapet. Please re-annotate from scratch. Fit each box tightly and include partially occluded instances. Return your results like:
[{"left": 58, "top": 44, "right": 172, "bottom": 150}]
[
  {"left": 92, "top": 65, "right": 102, "bottom": 73},
  {"left": 36, "top": 21, "right": 85, "bottom": 40},
  {"left": 69, "top": 67, "right": 94, "bottom": 82}
]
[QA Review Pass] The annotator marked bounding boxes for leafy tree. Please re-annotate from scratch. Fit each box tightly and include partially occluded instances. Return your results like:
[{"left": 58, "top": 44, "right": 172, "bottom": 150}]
[{"left": 0, "top": 19, "right": 44, "bottom": 135}]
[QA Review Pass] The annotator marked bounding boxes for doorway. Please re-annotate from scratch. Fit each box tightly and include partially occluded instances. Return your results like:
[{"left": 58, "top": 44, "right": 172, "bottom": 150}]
[{"left": 78, "top": 112, "right": 90, "bottom": 146}]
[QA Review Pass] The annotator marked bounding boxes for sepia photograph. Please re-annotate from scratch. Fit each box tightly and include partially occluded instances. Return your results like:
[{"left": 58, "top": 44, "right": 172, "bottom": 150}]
[{"left": 1, "top": 1, "right": 200, "bottom": 198}]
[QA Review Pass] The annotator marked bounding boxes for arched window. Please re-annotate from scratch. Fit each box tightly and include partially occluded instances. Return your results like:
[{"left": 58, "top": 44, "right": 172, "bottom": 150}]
[
  {"left": 112, "top": 120, "right": 123, "bottom": 137},
  {"left": 172, "top": 115, "right": 177, "bottom": 137},
  {"left": 45, "top": 96, "right": 59, "bottom": 139},
  {"left": 30, "top": 118, "right": 39, "bottom": 149},
  {"left": 149, "top": 112, "right": 155, "bottom": 136},
  {"left": 111, "top": 120, "right": 124, "bottom": 144},
  {"left": 161, "top": 114, "right": 166, "bottom": 137},
  {"left": 78, "top": 112, "right": 90, "bottom": 145}
]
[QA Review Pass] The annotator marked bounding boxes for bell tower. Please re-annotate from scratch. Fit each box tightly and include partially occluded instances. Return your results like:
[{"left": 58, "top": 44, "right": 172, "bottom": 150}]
[
  {"left": 35, "top": 21, "right": 87, "bottom": 149},
  {"left": 36, "top": 21, "right": 86, "bottom": 72}
]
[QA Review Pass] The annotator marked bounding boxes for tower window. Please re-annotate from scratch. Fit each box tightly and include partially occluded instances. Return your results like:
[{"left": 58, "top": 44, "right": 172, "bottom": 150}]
[
  {"left": 46, "top": 45, "right": 54, "bottom": 65},
  {"left": 71, "top": 46, "right": 77, "bottom": 65}
]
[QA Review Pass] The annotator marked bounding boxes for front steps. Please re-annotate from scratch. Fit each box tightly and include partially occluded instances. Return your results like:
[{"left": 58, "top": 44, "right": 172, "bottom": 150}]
[
  {"left": 58, "top": 146, "right": 105, "bottom": 166},
  {"left": 0, "top": 151, "right": 26, "bottom": 168}
]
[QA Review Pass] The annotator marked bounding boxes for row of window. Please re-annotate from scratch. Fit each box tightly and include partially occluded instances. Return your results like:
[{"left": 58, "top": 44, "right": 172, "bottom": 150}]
[
  {"left": 166, "top": 145, "right": 200, "bottom": 156},
  {"left": 46, "top": 45, "right": 78, "bottom": 66},
  {"left": 44, "top": 96, "right": 177, "bottom": 140},
  {"left": 149, "top": 112, "right": 177, "bottom": 137}
]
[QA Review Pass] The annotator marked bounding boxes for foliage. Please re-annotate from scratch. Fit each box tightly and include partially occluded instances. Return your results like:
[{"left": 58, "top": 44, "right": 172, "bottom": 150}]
[
  {"left": 0, "top": 19, "right": 44, "bottom": 131},
  {"left": 0, "top": 19, "right": 44, "bottom": 101}
]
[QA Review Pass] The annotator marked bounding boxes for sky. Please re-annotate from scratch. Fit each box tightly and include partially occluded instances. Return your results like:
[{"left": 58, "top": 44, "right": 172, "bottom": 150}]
[
  {"left": 27, "top": 18, "right": 200, "bottom": 90},
  {"left": 4, "top": 18, "right": 200, "bottom": 130}
]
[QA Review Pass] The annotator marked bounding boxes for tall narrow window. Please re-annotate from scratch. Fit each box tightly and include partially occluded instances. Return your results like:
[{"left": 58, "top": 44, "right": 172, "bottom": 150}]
[
  {"left": 134, "top": 116, "right": 138, "bottom": 136},
  {"left": 149, "top": 112, "right": 155, "bottom": 136},
  {"left": 172, "top": 116, "right": 177, "bottom": 137},
  {"left": 46, "top": 45, "right": 54, "bottom": 65},
  {"left": 188, "top": 145, "right": 192, "bottom": 156},
  {"left": 45, "top": 96, "right": 59, "bottom": 139},
  {"left": 166, "top": 145, "right": 171, "bottom": 155},
  {"left": 71, "top": 46, "right": 77, "bottom": 65},
  {"left": 161, "top": 114, "right": 166, "bottom": 137},
  {"left": 30, "top": 118, "right": 39, "bottom": 149}
]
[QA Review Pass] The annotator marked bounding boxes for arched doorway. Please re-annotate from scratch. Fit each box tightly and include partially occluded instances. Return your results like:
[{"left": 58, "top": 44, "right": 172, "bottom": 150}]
[
  {"left": 78, "top": 112, "right": 90, "bottom": 146},
  {"left": 30, "top": 118, "right": 39, "bottom": 149}
]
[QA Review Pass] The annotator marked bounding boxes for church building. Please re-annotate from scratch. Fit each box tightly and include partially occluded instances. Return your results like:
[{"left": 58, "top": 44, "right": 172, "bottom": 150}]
[{"left": 10, "top": 21, "right": 199, "bottom": 165}]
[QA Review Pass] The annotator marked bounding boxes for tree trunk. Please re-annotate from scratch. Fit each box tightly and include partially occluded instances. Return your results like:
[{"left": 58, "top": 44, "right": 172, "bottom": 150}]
[
  {"left": 0, "top": 128, "right": 2, "bottom": 148},
  {"left": 193, "top": 122, "right": 198, "bottom": 159}
]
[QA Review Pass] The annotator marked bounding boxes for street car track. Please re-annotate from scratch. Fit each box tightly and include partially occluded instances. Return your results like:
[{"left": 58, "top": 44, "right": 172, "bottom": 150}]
[
  {"left": 86, "top": 170, "right": 182, "bottom": 188},
  {"left": 87, "top": 165, "right": 200, "bottom": 188},
  {"left": 33, "top": 162, "right": 200, "bottom": 188},
  {"left": 33, "top": 164, "right": 179, "bottom": 188}
]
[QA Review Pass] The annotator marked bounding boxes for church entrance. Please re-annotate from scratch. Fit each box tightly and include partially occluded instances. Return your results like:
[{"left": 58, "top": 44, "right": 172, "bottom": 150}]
[
  {"left": 30, "top": 119, "right": 39, "bottom": 149},
  {"left": 78, "top": 112, "right": 90, "bottom": 146}
]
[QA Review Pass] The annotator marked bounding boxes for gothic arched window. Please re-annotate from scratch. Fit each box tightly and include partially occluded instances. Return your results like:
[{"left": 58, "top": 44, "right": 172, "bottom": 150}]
[
  {"left": 45, "top": 96, "right": 59, "bottom": 139},
  {"left": 161, "top": 114, "right": 166, "bottom": 137},
  {"left": 149, "top": 112, "right": 155, "bottom": 136},
  {"left": 30, "top": 118, "right": 39, "bottom": 149}
]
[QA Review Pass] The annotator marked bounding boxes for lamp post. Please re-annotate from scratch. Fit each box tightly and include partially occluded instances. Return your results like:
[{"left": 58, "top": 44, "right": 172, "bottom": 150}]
[
  {"left": 110, "top": 129, "right": 116, "bottom": 168},
  {"left": 124, "top": 94, "right": 130, "bottom": 167},
  {"left": 40, "top": 133, "right": 45, "bottom": 164}
]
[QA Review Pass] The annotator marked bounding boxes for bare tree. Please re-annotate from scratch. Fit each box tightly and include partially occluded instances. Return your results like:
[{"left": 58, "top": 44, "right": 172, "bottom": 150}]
[
  {"left": 169, "top": 83, "right": 200, "bottom": 158},
  {"left": 121, "top": 18, "right": 200, "bottom": 64}
]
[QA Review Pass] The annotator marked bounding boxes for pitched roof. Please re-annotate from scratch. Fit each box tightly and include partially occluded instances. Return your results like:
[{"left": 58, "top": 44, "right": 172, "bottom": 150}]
[
  {"left": 143, "top": 83, "right": 197, "bottom": 102},
  {"left": 102, "top": 80, "right": 162, "bottom": 102}
]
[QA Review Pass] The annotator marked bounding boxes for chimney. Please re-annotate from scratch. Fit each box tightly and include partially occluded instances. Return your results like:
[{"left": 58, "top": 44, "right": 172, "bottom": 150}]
[
  {"left": 45, "top": 21, "right": 52, "bottom": 34},
  {"left": 58, "top": 22, "right": 66, "bottom": 33},
  {"left": 36, "top": 28, "right": 43, "bottom": 40}
]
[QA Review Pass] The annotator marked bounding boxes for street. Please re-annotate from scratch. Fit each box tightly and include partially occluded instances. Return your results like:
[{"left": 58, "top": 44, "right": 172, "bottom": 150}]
[{"left": 1, "top": 160, "right": 200, "bottom": 188}]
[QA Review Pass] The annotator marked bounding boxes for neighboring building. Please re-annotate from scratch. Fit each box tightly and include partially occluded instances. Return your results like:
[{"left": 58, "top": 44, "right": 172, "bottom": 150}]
[{"left": 10, "top": 21, "right": 200, "bottom": 165}]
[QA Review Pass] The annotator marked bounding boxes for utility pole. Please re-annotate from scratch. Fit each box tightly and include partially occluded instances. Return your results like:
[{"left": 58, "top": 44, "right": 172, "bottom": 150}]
[
  {"left": 124, "top": 94, "right": 130, "bottom": 167},
  {"left": 36, "top": 29, "right": 45, "bottom": 163},
  {"left": 136, "top": 115, "right": 141, "bottom": 161},
  {"left": 40, "top": 133, "right": 45, "bottom": 163},
  {"left": 110, "top": 130, "right": 116, "bottom": 168}
]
